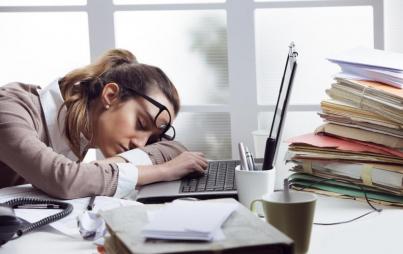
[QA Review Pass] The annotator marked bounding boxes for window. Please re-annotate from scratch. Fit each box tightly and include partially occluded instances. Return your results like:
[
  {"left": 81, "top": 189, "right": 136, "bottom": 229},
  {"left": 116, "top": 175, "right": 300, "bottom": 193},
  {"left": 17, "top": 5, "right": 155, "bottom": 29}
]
[
  {"left": 255, "top": 4, "right": 375, "bottom": 182},
  {"left": 0, "top": 11, "right": 90, "bottom": 86},
  {"left": 114, "top": 10, "right": 228, "bottom": 105},
  {"left": 114, "top": 9, "right": 229, "bottom": 159},
  {"left": 255, "top": 6, "right": 374, "bottom": 105},
  {"left": 0, "top": 0, "right": 86, "bottom": 6},
  {"left": 114, "top": 0, "right": 224, "bottom": 4},
  {"left": 0, "top": 0, "right": 384, "bottom": 183}
]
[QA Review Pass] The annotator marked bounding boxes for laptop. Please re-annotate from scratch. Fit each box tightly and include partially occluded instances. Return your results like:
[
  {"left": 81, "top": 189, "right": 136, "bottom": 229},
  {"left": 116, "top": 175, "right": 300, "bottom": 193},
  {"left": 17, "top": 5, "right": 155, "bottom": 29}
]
[{"left": 137, "top": 43, "right": 298, "bottom": 203}]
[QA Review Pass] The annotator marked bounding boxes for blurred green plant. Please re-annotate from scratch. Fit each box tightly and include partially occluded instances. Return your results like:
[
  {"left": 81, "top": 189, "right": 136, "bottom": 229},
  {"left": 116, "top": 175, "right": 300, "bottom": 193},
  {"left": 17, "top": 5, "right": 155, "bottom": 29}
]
[
  {"left": 178, "top": 15, "right": 231, "bottom": 159},
  {"left": 189, "top": 16, "right": 228, "bottom": 103}
]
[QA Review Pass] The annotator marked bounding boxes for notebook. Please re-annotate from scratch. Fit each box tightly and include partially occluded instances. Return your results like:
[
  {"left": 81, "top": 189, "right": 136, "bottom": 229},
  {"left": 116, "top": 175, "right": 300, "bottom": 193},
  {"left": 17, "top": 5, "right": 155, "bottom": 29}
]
[{"left": 136, "top": 43, "right": 298, "bottom": 203}]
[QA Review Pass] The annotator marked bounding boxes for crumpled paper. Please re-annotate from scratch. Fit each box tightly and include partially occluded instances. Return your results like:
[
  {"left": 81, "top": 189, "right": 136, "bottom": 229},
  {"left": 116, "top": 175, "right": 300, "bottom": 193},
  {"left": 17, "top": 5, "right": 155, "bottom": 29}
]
[{"left": 77, "top": 211, "right": 107, "bottom": 241}]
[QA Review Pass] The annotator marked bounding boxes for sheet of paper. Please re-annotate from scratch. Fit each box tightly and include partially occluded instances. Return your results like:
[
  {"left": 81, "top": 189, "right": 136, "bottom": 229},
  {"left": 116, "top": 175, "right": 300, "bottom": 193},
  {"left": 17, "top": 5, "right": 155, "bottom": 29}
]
[
  {"left": 335, "top": 62, "right": 403, "bottom": 89},
  {"left": 142, "top": 200, "right": 238, "bottom": 241},
  {"left": 327, "top": 47, "right": 403, "bottom": 71}
]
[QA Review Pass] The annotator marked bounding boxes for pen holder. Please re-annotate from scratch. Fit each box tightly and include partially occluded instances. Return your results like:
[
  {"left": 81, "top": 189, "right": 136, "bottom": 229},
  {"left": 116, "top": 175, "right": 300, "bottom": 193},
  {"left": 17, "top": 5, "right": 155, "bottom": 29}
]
[{"left": 235, "top": 164, "right": 276, "bottom": 216}]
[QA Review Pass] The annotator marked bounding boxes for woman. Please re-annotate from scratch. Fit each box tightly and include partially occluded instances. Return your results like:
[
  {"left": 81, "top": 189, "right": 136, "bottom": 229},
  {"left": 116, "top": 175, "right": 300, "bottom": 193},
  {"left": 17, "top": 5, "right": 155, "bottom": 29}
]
[{"left": 0, "top": 49, "right": 207, "bottom": 199}]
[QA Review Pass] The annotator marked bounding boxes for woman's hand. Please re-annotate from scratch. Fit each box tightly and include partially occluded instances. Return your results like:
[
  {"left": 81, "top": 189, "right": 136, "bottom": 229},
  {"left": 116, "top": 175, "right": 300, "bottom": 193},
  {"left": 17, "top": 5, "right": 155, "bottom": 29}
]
[{"left": 158, "top": 151, "right": 208, "bottom": 181}]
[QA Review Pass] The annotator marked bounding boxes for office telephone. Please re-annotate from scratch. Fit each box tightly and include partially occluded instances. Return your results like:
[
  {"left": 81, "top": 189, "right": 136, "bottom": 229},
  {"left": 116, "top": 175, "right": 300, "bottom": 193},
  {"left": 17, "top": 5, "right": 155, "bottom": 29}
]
[{"left": 0, "top": 197, "right": 73, "bottom": 246}]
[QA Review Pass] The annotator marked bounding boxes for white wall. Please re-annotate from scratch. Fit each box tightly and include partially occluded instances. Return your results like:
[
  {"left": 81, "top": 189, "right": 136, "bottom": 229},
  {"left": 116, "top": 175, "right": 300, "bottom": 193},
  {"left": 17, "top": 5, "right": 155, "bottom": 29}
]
[{"left": 385, "top": 0, "right": 403, "bottom": 52}]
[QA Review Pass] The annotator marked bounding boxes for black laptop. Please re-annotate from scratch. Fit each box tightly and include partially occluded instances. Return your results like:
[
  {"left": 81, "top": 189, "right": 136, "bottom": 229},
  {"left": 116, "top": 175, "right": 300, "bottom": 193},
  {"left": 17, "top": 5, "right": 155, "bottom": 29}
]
[{"left": 137, "top": 43, "right": 298, "bottom": 203}]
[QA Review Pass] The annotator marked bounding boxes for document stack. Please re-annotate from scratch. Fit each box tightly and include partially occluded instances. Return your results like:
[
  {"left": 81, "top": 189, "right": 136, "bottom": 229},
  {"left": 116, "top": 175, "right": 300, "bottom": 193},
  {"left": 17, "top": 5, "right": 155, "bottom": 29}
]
[
  {"left": 286, "top": 47, "right": 403, "bottom": 207},
  {"left": 327, "top": 47, "right": 403, "bottom": 88}
]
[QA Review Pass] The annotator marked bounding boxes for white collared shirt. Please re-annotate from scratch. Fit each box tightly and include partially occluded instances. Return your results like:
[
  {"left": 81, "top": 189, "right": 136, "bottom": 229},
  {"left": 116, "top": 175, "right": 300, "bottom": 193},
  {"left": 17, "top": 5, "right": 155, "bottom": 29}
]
[{"left": 38, "top": 79, "right": 152, "bottom": 198}]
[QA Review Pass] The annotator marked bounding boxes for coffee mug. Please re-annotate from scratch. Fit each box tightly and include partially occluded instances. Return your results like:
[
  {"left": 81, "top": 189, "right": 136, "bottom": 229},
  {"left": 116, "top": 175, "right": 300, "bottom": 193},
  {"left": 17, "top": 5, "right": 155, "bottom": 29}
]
[
  {"left": 251, "top": 191, "right": 316, "bottom": 254},
  {"left": 235, "top": 164, "right": 275, "bottom": 215}
]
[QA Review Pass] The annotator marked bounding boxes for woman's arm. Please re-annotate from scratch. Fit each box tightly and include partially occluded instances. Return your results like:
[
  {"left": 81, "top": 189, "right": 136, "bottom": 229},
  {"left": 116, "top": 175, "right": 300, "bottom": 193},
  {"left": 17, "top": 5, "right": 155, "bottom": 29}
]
[
  {"left": 0, "top": 98, "right": 119, "bottom": 199},
  {"left": 102, "top": 141, "right": 208, "bottom": 186},
  {"left": 1, "top": 110, "right": 206, "bottom": 199}
]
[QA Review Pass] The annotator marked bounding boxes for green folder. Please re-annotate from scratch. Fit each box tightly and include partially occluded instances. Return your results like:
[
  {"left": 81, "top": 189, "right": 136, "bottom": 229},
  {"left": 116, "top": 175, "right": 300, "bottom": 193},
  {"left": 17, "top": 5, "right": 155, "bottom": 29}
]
[{"left": 288, "top": 173, "right": 403, "bottom": 205}]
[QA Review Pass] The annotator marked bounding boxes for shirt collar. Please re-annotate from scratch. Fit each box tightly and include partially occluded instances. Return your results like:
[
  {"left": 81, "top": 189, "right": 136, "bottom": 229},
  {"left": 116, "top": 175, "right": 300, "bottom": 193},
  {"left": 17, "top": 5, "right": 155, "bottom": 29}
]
[{"left": 38, "top": 79, "right": 89, "bottom": 161}]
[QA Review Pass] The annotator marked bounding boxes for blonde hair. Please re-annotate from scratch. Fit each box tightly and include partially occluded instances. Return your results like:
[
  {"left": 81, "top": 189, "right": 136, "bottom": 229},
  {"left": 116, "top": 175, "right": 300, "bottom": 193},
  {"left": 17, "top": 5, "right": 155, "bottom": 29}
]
[{"left": 58, "top": 49, "right": 180, "bottom": 159}]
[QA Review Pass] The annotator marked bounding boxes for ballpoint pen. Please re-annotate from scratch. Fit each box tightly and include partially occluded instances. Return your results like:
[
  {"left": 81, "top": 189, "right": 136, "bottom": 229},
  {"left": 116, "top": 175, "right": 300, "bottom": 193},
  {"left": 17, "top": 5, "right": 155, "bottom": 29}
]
[
  {"left": 249, "top": 151, "right": 258, "bottom": 171},
  {"left": 87, "top": 196, "right": 96, "bottom": 211},
  {"left": 245, "top": 147, "right": 257, "bottom": 171},
  {"left": 238, "top": 142, "right": 249, "bottom": 171}
]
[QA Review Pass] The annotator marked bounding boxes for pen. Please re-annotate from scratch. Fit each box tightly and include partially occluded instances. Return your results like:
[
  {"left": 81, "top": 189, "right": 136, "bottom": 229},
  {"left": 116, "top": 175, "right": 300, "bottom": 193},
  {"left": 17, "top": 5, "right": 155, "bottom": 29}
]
[
  {"left": 249, "top": 152, "right": 259, "bottom": 171},
  {"left": 87, "top": 196, "right": 96, "bottom": 211},
  {"left": 245, "top": 147, "right": 257, "bottom": 171},
  {"left": 238, "top": 142, "right": 249, "bottom": 171}
]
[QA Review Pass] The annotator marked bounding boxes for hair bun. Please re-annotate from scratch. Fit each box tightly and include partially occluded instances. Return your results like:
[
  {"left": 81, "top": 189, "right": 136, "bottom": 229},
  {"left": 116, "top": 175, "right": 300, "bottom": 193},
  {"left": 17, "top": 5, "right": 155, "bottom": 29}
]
[{"left": 108, "top": 48, "right": 138, "bottom": 67}]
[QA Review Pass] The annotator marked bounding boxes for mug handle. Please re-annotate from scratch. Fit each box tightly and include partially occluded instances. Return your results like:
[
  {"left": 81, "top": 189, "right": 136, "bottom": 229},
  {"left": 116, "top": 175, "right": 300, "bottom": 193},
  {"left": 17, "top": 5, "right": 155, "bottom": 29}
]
[{"left": 250, "top": 199, "right": 263, "bottom": 213}]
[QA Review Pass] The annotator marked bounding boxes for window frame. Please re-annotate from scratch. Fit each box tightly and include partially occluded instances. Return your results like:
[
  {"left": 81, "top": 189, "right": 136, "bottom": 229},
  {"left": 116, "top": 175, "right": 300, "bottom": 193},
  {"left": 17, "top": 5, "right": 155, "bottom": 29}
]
[{"left": 0, "top": 0, "right": 384, "bottom": 159}]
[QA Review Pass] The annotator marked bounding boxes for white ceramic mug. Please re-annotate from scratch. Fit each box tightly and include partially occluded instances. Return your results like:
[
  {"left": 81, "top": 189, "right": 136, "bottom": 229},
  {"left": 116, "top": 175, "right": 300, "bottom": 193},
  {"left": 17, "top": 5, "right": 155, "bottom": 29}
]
[{"left": 235, "top": 164, "right": 276, "bottom": 215}]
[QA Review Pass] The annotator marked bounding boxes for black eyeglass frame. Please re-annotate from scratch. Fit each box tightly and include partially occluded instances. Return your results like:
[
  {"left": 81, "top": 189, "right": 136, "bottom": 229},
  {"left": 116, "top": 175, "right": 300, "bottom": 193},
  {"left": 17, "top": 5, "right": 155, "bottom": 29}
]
[{"left": 125, "top": 88, "right": 176, "bottom": 141}]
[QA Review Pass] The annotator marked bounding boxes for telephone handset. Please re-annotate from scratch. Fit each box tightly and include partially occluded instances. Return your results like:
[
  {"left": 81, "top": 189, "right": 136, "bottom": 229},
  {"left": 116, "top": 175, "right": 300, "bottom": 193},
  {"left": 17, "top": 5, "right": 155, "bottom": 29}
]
[{"left": 0, "top": 197, "right": 73, "bottom": 246}]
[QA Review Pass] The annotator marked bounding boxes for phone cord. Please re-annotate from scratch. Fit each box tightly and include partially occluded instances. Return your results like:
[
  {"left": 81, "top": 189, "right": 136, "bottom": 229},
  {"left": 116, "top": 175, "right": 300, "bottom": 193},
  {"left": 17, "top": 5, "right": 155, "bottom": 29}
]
[{"left": 5, "top": 197, "right": 73, "bottom": 237}]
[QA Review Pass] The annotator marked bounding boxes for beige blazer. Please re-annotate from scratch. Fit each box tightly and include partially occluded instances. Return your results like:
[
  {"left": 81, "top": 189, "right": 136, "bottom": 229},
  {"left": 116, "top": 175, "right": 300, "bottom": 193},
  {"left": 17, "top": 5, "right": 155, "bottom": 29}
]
[{"left": 0, "top": 82, "right": 186, "bottom": 199}]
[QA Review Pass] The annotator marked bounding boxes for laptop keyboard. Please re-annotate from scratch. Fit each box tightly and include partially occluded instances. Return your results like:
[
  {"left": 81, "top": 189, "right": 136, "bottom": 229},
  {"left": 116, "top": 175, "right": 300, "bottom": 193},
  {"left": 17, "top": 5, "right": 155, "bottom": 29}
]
[{"left": 180, "top": 160, "right": 238, "bottom": 193}]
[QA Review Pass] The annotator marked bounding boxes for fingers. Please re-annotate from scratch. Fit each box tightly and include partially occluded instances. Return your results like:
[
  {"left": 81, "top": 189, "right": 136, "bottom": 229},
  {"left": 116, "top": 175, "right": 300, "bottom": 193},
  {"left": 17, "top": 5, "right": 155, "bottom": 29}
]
[
  {"left": 188, "top": 158, "right": 206, "bottom": 174},
  {"left": 194, "top": 152, "right": 205, "bottom": 158},
  {"left": 184, "top": 151, "right": 205, "bottom": 158},
  {"left": 192, "top": 153, "right": 208, "bottom": 168},
  {"left": 182, "top": 151, "right": 208, "bottom": 174},
  {"left": 190, "top": 152, "right": 208, "bottom": 171}
]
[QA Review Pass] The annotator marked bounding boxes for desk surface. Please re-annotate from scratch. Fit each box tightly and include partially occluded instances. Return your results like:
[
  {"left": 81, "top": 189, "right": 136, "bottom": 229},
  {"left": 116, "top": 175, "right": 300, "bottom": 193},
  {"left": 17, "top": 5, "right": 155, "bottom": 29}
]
[{"left": 2, "top": 195, "right": 402, "bottom": 254}]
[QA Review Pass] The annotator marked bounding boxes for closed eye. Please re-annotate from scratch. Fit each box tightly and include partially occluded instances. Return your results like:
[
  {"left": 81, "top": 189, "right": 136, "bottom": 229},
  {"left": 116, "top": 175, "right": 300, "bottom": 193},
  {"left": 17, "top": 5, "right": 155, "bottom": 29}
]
[{"left": 137, "top": 119, "right": 146, "bottom": 130}]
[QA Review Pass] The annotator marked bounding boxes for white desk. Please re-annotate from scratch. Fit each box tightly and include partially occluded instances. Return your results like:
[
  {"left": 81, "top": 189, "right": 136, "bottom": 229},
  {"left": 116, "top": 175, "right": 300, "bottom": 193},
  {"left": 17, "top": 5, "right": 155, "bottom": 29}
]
[
  {"left": 1, "top": 227, "right": 94, "bottom": 254},
  {"left": 309, "top": 195, "right": 403, "bottom": 254},
  {"left": 2, "top": 195, "right": 402, "bottom": 254}
]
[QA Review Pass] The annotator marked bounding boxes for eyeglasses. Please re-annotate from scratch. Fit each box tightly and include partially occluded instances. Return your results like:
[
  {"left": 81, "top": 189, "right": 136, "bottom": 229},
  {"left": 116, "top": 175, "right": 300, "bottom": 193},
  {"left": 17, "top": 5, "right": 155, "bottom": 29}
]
[{"left": 125, "top": 88, "right": 176, "bottom": 141}]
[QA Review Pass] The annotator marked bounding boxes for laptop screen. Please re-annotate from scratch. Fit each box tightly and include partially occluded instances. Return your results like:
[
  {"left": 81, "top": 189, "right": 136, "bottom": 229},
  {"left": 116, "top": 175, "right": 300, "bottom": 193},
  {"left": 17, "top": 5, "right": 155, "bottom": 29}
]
[{"left": 263, "top": 43, "right": 298, "bottom": 170}]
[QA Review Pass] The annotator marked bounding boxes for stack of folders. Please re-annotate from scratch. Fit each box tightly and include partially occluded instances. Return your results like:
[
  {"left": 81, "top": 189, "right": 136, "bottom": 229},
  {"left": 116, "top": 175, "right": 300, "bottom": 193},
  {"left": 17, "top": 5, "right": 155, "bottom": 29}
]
[{"left": 286, "top": 47, "right": 403, "bottom": 207}]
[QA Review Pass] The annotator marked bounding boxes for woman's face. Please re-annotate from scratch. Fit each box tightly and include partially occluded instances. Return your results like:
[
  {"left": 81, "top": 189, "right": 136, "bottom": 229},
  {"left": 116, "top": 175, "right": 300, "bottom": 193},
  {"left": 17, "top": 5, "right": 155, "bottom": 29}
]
[{"left": 93, "top": 83, "right": 176, "bottom": 157}]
